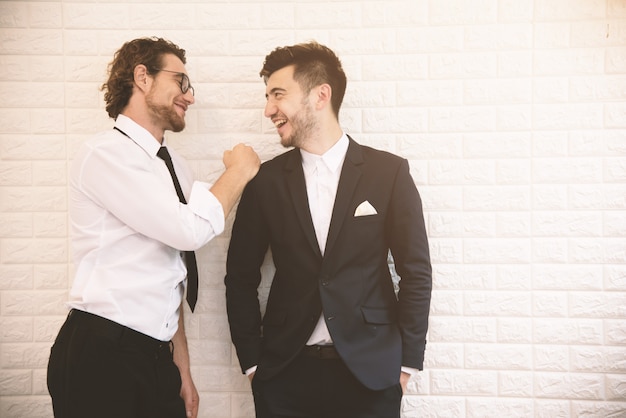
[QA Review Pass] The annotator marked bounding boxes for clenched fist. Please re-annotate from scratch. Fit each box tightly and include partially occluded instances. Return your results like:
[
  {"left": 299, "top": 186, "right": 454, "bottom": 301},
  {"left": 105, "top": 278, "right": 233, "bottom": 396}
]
[{"left": 223, "top": 143, "right": 260, "bottom": 181}]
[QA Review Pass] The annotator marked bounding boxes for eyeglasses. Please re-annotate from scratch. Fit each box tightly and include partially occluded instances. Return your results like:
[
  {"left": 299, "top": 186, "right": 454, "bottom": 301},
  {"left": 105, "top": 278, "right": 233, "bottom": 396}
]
[{"left": 156, "top": 69, "right": 195, "bottom": 96}]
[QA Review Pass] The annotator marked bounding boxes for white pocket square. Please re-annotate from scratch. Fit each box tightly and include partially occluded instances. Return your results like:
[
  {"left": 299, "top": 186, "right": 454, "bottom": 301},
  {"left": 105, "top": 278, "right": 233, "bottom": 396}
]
[{"left": 354, "top": 200, "right": 378, "bottom": 217}]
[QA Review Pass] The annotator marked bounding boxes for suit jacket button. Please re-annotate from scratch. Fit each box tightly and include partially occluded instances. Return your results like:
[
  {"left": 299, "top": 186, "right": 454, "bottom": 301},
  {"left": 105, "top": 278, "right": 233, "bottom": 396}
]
[{"left": 327, "top": 316, "right": 335, "bottom": 320}]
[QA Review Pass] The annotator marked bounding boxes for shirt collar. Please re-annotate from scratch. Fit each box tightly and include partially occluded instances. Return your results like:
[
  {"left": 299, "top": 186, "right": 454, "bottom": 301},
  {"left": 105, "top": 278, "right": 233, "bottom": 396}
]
[
  {"left": 115, "top": 114, "right": 164, "bottom": 158},
  {"left": 300, "top": 133, "right": 349, "bottom": 174}
]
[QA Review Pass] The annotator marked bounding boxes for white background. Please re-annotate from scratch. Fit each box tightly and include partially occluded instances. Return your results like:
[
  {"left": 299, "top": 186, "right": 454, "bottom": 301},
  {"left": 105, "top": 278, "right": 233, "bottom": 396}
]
[{"left": 0, "top": 1, "right": 625, "bottom": 417}]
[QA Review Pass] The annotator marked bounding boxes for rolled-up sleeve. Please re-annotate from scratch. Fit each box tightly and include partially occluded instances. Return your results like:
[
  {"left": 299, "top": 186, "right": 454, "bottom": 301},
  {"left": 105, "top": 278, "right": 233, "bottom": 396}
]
[{"left": 188, "top": 181, "right": 225, "bottom": 237}]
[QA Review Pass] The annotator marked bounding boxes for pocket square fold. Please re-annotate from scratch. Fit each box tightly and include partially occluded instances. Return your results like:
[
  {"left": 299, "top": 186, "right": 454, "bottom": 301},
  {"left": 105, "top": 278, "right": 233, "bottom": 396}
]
[{"left": 354, "top": 200, "right": 378, "bottom": 217}]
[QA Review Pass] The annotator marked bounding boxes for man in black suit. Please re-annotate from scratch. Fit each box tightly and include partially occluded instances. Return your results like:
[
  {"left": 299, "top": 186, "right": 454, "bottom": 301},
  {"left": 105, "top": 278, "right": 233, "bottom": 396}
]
[{"left": 225, "top": 41, "right": 432, "bottom": 418}]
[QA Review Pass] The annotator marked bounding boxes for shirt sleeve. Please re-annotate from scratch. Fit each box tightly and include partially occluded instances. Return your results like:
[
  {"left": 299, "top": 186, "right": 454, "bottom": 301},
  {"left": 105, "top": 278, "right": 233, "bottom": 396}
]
[
  {"left": 401, "top": 366, "right": 420, "bottom": 376},
  {"left": 73, "top": 140, "right": 224, "bottom": 251},
  {"left": 188, "top": 181, "right": 225, "bottom": 237}
]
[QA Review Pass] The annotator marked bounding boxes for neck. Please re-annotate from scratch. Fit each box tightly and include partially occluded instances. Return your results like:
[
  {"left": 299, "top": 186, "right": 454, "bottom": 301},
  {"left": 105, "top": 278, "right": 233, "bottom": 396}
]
[
  {"left": 121, "top": 97, "right": 164, "bottom": 144},
  {"left": 301, "top": 121, "right": 343, "bottom": 156}
]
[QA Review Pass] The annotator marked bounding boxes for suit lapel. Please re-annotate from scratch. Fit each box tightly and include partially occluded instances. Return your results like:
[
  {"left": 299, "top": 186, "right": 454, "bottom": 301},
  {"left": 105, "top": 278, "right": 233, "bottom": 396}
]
[
  {"left": 324, "top": 138, "right": 363, "bottom": 258},
  {"left": 284, "top": 149, "right": 323, "bottom": 257}
]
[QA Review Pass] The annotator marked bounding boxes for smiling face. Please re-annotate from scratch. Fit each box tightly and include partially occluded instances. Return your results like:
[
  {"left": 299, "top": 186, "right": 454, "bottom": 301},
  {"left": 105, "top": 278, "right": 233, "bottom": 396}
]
[
  {"left": 145, "top": 53, "right": 195, "bottom": 133},
  {"left": 264, "top": 65, "right": 318, "bottom": 149}
]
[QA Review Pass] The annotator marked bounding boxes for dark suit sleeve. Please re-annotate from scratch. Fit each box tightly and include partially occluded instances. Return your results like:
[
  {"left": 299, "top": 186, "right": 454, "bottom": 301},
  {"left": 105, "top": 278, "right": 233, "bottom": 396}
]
[
  {"left": 224, "top": 178, "right": 269, "bottom": 373},
  {"left": 386, "top": 158, "right": 432, "bottom": 370}
]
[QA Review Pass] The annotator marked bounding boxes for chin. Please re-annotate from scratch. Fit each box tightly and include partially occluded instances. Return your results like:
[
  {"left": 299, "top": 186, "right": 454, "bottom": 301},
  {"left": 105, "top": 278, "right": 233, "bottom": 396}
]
[
  {"left": 170, "top": 119, "right": 186, "bottom": 133},
  {"left": 280, "top": 136, "right": 294, "bottom": 148}
]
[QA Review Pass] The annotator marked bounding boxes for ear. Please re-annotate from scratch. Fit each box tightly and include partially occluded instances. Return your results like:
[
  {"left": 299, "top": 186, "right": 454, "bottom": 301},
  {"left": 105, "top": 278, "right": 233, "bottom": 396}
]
[
  {"left": 313, "top": 83, "right": 332, "bottom": 111},
  {"left": 133, "top": 64, "right": 151, "bottom": 93}
]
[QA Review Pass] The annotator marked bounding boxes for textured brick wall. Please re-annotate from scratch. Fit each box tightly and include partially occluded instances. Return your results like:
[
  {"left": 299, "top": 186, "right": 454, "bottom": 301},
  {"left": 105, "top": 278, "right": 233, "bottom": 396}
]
[{"left": 1, "top": 1, "right": 625, "bottom": 417}]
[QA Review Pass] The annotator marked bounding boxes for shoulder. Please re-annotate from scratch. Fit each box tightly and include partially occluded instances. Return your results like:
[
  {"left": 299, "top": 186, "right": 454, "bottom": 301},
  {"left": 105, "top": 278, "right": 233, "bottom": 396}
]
[
  {"left": 347, "top": 137, "right": 407, "bottom": 170},
  {"left": 73, "top": 129, "right": 151, "bottom": 171},
  {"left": 79, "top": 129, "right": 135, "bottom": 153},
  {"left": 258, "top": 147, "right": 299, "bottom": 175},
  {"left": 73, "top": 130, "right": 122, "bottom": 162},
  {"left": 362, "top": 144, "right": 404, "bottom": 163},
  {"left": 241, "top": 148, "right": 299, "bottom": 193}
]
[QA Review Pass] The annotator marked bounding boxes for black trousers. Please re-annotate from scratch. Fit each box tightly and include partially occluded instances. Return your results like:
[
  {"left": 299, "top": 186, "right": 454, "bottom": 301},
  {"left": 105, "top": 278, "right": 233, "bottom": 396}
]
[
  {"left": 252, "top": 346, "right": 402, "bottom": 418},
  {"left": 47, "top": 309, "right": 186, "bottom": 418}
]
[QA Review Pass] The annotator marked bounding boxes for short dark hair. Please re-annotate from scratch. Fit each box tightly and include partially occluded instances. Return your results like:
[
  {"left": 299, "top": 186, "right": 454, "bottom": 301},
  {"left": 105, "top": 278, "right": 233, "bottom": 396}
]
[
  {"left": 260, "top": 41, "right": 347, "bottom": 120},
  {"left": 101, "top": 37, "right": 187, "bottom": 119}
]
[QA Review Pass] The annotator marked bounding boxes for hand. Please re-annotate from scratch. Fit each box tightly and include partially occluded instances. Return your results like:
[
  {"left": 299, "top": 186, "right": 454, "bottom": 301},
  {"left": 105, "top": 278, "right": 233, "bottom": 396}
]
[
  {"left": 399, "top": 371, "right": 410, "bottom": 395},
  {"left": 223, "top": 143, "right": 260, "bottom": 181},
  {"left": 179, "top": 376, "right": 199, "bottom": 418},
  {"left": 248, "top": 371, "right": 255, "bottom": 383}
]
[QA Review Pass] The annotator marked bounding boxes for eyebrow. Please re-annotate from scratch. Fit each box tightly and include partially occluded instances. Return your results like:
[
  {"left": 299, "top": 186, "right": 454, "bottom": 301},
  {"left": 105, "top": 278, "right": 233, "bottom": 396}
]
[{"left": 266, "top": 87, "right": 286, "bottom": 99}]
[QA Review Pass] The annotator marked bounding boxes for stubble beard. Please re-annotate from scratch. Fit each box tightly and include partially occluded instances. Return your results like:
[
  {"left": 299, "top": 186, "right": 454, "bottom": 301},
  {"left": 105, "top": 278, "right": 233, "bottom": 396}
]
[
  {"left": 280, "top": 101, "right": 317, "bottom": 149},
  {"left": 146, "top": 92, "right": 185, "bottom": 133}
]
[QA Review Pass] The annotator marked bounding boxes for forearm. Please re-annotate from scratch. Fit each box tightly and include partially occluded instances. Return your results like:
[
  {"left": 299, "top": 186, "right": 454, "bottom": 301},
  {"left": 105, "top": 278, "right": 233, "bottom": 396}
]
[
  {"left": 172, "top": 307, "right": 199, "bottom": 418},
  {"left": 210, "top": 143, "right": 260, "bottom": 217},
  {"left": 172, "top": 308, "right": 192, "bottom": 380},
  {"left": 210, "top": 166, "right": 255, "bottom": 218}
]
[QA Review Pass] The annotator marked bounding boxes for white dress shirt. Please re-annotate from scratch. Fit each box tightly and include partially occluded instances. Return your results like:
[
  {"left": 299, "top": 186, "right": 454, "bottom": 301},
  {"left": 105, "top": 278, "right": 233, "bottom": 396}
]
[
  {"left": 67, "top": 114, "right": 224, "bottom": 341},
  {"left": 301, "top": 134, "right": 349, "bottom": 346}
]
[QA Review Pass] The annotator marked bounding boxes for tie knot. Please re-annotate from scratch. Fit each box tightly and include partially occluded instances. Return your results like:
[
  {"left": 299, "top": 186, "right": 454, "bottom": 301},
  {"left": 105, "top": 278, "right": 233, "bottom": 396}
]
[{"left": 157, "top": 147, "right": 171, "bottom": 162}]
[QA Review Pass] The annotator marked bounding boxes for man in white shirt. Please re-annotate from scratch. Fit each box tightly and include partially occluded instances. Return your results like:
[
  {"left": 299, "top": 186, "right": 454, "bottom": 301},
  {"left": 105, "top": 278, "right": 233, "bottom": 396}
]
[{"left": 47, "top": 37, "right": 260, "bottom": 418}]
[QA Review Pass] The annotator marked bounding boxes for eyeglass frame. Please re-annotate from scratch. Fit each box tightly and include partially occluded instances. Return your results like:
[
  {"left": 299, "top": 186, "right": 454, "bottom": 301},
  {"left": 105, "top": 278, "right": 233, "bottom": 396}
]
[{"left": 154, "top": 68, "right": 195, "bottom": 96}]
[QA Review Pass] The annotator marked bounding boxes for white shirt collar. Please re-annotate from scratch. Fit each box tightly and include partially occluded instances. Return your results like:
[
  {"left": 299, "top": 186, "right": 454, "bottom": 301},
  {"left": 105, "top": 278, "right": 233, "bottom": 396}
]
[
  {"left": 300, "top": 133, "right": 349, "bottom": 174},
  {"left": 115, "top": 114, "right": 163, "bottom": 158}
]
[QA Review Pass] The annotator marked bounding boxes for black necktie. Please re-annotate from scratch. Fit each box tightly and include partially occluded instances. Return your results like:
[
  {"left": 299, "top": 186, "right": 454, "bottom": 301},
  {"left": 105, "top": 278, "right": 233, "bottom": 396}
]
[{"left": 157, "top": 146, "right": 199, "bottom": 312}]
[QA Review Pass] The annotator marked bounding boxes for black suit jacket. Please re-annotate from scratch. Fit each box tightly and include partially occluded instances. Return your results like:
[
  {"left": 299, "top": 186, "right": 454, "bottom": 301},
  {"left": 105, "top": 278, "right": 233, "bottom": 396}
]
[{"left": 225, "top": 137, "right": 432, "bottom": 391}]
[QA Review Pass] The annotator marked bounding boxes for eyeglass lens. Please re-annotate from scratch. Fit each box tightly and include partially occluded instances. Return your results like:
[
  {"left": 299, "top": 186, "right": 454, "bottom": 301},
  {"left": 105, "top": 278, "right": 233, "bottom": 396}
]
[{"left": 181, "top": 74, "right": 194, "bottom": 96}]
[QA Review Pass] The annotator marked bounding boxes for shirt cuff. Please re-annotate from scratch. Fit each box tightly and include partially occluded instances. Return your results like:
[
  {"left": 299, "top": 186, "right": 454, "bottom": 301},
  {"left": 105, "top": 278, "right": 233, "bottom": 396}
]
[
  {"left": 401, "top": 366, "right": 420, "bottom": 376},
  {"left": 245, "top": 365, "right": 257, "bottom": 376},
  {"left": 187, "top": 181, "right": 225, "bottom": 235}
]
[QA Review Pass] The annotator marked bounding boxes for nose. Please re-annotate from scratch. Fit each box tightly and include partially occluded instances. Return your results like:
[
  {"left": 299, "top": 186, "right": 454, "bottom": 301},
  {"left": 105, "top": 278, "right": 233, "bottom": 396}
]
[
  {"left": 184, "top": 89, "right": 195, "bottom": 105},
  {"left": 264, "top": 100, "right": 276, "bottom": 118}
]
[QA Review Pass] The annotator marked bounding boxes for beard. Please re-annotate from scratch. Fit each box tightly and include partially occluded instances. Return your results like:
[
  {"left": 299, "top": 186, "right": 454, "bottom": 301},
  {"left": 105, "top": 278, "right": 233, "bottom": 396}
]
[
  {"left": 146, "top": 92, "right": 185, "bottom": 133},
  {"left": 280, "top": 100, "right": 317, "bottom": 149}
]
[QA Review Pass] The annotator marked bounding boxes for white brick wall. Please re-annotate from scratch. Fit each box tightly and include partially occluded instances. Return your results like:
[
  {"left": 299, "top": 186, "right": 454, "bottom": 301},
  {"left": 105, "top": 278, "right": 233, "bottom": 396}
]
[{"left": 1, "top": 1, "right": 625, "bottom": 417}]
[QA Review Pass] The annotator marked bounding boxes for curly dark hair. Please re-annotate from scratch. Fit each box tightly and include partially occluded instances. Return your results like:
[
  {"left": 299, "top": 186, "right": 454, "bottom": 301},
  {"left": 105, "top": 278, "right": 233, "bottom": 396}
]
[
  {"left": 260, "top": 41, "right": 347, "bottom": 120},
  {"left": 101, "top": 37, "right": 187, "bottom": 119}
]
